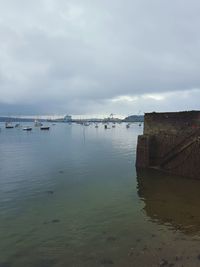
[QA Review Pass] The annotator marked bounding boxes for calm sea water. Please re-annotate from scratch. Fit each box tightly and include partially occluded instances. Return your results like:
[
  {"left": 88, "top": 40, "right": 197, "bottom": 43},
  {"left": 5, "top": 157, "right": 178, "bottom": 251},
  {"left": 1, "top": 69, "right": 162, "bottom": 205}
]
[{"left": 1, "top": 122, "right": 200, "bottom": 267}]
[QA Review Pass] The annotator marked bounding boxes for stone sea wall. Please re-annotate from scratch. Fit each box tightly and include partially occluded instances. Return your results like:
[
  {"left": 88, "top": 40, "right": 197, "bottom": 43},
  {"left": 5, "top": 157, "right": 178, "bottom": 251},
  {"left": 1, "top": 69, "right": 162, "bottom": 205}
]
[{"left": 136, "top": 111, "right": 200, "bottom": 179}]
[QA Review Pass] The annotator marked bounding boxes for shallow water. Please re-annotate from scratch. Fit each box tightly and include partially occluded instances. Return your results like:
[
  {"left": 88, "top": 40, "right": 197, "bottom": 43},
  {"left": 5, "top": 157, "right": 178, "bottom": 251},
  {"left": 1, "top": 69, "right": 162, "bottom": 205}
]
[{"left": 1, "top": 122, "right": 200, "bottom": 267}]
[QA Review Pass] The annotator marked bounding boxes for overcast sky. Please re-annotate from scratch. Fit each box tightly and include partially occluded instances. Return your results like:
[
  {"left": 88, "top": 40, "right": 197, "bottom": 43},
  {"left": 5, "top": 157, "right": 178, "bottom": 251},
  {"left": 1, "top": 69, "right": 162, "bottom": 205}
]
[{"left": 0, "top": 0, "right": 200, "bottom": 117}]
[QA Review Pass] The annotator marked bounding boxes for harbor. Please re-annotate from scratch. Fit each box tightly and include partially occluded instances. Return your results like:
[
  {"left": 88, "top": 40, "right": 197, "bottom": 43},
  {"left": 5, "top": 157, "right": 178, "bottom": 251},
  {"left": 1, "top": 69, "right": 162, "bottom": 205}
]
[{"left": 0, "top": 0, "right": 200, "bottom": 265}]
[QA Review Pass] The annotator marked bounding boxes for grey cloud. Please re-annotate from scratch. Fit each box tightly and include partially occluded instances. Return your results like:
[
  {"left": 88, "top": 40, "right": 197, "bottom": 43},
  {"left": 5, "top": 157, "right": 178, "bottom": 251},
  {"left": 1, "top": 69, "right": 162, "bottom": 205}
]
[{"left": 0, "top": 0, "right": 200, "bottom": 115}]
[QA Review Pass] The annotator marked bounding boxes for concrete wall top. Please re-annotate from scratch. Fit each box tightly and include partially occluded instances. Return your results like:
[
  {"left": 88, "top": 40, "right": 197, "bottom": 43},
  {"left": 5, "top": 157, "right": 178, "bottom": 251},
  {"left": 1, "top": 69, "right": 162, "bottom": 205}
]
[{"left": 144, "top": 111, "right": 200, "bottom": 135}]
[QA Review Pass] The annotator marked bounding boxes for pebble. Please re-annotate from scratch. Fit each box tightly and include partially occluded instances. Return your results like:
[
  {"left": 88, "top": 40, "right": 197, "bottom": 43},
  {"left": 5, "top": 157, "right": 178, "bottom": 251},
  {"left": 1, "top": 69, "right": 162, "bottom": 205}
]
[{"left": 128, "top": 248, "right": 134, "bottom": 256}]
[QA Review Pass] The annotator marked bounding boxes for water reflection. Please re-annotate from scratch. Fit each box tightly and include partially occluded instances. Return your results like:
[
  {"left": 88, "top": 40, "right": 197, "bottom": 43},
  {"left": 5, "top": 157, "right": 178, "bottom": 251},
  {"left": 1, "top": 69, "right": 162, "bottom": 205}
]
[{"left": 137, "top": 169, "right": 200, "bottom": 235}]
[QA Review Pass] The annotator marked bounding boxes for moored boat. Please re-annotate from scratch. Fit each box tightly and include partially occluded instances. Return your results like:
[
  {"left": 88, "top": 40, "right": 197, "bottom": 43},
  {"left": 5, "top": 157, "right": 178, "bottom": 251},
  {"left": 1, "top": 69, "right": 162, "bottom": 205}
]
[
  {"left": 23, "top": 127, "right": 32, "bottom": 131},
  {"left": 40, "top": 126, "right": 50, "bottom": 130},
  {"left": 5, "top": 122, "right": 14, "bottom": 129}
]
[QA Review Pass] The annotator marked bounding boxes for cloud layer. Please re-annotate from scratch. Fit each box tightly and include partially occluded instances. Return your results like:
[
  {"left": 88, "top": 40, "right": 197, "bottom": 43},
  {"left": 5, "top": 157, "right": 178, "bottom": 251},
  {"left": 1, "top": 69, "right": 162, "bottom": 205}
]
[{"left": 0, "top": 0, "right": 200, "bottom": 116}]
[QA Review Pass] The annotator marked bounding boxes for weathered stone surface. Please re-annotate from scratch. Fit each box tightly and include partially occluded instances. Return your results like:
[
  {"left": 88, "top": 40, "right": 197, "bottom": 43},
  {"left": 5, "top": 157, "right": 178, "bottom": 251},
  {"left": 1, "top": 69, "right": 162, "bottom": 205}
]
[{"left": 144, "top": 111, "right": 200, "bottom": 135}]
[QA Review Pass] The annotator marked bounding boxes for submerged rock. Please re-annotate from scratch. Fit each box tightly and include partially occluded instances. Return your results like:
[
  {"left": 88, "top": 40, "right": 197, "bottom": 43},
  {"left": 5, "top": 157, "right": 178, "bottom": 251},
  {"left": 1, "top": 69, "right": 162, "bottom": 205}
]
[
  {"left": 46, "top": 190, "right": 54, "bottom": 194},
  {"left": 51, "top": 219, "right": 60, "bottom": 223},
  {"left": 100, "top": 259, "right": 114, "bottom": 265}
]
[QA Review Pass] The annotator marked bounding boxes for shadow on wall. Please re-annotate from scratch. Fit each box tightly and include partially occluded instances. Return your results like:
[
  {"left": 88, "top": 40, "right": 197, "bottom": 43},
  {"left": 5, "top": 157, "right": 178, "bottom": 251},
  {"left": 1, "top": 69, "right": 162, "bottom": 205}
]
[{"left": 136, "top": 168, "right": 200, "bottom": 236}]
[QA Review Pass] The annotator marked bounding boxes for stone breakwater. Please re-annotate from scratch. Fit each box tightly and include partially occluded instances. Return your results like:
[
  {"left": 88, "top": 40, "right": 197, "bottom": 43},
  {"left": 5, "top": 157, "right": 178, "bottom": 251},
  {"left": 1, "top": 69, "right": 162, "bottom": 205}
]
[{"left": 136, "top": 111, "right": 200, "bottom": 179}]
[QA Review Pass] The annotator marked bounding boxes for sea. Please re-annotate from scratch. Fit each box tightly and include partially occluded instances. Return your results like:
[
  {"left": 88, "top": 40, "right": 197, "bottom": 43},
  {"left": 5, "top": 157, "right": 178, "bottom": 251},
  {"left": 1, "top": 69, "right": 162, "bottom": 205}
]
[{"left": 1, "top": 122, "right": 200, "bottom": 267}]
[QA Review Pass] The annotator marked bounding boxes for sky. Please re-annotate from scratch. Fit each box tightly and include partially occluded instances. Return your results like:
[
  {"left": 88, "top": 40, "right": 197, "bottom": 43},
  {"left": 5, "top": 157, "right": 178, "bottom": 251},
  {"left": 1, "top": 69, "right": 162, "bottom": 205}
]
[{"left": 0, "top": 0, "right": 200, "bottom": 117}]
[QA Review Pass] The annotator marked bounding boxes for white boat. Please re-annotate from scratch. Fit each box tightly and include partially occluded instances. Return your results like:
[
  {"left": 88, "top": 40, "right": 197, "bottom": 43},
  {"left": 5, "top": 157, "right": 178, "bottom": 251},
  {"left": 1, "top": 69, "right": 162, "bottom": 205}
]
[{"left": 23, "top": 127, "right": 32, "bottom": 131}]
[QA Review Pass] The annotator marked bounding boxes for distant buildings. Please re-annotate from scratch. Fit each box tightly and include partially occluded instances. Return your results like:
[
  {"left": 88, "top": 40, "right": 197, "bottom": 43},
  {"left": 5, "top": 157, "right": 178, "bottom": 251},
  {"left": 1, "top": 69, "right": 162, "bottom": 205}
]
[
  {"left": 47, "top": 115, "right": 72, "bottom": 123},
  {"left": 63, "top": 115, "right": 72, "bottom": 122}
]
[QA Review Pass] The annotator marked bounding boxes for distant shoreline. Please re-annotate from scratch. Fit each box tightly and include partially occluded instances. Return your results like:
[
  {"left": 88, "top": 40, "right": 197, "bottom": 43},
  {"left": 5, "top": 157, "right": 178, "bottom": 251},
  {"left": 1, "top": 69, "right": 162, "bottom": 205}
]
[{"left": 0, "top": 115, "right": 144, "bottom": 123}]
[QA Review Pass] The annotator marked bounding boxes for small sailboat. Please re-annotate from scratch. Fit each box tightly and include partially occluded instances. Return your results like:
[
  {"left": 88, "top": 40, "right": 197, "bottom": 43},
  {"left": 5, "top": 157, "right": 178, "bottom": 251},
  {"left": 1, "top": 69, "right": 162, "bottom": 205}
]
[
  {"left": 34, "top": 119, "right": 43, "bottom": 127},
  {"left": 126, "top": 123, "right": 130, "bottom": 128}
]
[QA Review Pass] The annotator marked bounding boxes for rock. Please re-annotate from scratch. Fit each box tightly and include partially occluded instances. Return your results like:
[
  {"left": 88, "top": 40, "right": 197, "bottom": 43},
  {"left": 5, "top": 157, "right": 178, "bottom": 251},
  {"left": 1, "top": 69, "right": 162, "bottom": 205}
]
[{"left": 159, "top": 259, "right": 168, "bottom": 266}]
